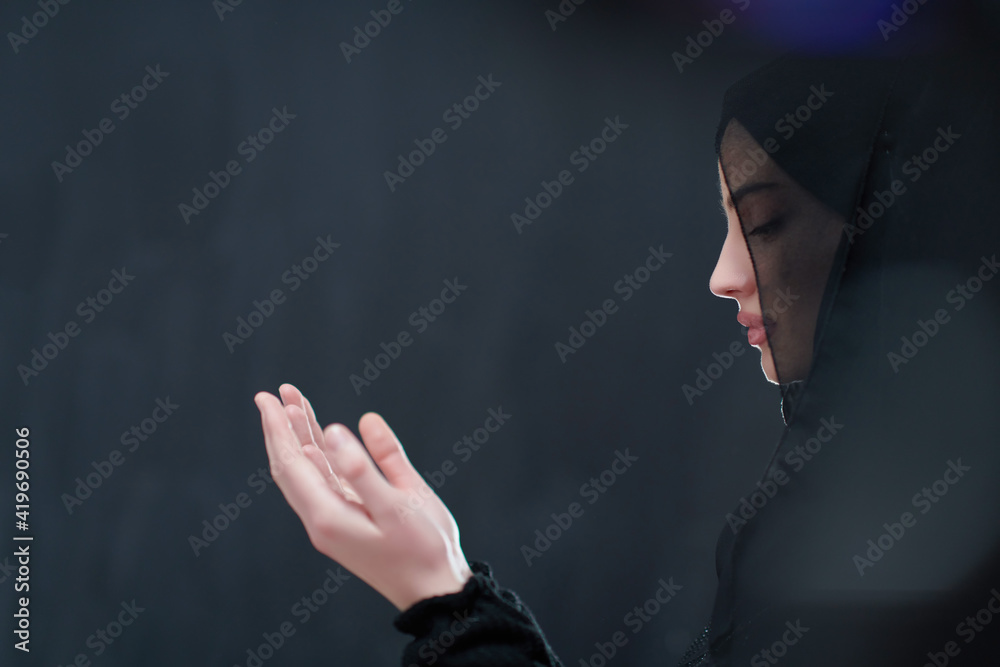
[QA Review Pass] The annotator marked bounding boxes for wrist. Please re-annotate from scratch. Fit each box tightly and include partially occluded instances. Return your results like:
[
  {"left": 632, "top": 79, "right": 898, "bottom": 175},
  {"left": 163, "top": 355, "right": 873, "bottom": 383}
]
[{"left": 397, "top": 564, "right": 473, "bottom": 611}]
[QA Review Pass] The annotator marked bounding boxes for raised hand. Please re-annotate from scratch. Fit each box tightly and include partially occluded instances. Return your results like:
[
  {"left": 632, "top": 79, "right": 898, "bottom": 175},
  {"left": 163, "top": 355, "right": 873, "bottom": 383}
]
[{"left": 254, "top": 383, "right": 473, "bottom": 611}]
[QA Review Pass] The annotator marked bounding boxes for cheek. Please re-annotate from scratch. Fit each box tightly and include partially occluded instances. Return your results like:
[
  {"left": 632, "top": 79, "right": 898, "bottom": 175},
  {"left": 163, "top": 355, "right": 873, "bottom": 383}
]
[{"left": 752, "top": 217, "right": 840, "bottom": 295}]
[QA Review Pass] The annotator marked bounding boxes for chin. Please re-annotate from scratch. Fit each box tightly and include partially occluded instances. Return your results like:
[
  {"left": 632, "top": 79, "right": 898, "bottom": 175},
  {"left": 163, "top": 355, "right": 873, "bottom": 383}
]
[
  {"left": 760, "top": 349, "right": 811, "bottom": 384},
  {"left": 759, "top": 348, "right": 780, "bottom": 384}
]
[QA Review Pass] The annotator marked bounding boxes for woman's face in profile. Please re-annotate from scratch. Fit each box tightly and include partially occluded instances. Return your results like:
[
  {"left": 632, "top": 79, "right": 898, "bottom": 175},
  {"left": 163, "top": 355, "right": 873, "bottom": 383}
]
[{"left": 710, "top": 120, "right": 845, "bottom": 385}]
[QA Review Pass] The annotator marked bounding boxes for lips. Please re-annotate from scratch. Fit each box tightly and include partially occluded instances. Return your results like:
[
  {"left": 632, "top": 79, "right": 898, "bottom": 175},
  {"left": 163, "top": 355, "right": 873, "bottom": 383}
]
[
  {"left": 737, "top": 311, "right": 769, "bottom": 346},
  {"left": 736, "top": 312, "right": 764, "bottom": 330},
  {"left": 746, "top": 326, "right": 768, "bottom": 346}
]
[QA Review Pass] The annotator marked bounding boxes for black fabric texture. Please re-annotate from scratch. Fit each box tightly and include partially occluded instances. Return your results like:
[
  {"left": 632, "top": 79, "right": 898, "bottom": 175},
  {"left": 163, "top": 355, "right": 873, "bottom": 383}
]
[
  {"left": 710, "top": 16, "right": 1000, "bottom": 667},
  {"left": 393, "top": 10, "right": 1000, "bottom": 667},
  {"left": 394, "top": 561, "right": 564, "bottom": 667}
]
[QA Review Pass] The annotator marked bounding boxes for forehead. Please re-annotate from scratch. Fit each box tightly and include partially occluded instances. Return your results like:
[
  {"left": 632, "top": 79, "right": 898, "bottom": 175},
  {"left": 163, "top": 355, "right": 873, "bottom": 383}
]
[
  {"left": 718, "top": 121, "right": 791, "bottom": 211},
  {"left": 718, "top": 158, "right": 782, "bottom": 213}
]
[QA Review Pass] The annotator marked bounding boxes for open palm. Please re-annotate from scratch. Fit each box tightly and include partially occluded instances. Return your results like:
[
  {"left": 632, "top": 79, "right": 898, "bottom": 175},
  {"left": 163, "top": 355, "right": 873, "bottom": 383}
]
[{"left": 254, "top": 383, "right": 472, "bottom": 611}]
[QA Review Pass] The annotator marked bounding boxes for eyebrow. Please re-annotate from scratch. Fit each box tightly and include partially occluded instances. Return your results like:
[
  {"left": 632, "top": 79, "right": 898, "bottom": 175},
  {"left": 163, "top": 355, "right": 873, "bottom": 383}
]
[{"left": 722, "top": 181, "right": 779, "bottom": 210}]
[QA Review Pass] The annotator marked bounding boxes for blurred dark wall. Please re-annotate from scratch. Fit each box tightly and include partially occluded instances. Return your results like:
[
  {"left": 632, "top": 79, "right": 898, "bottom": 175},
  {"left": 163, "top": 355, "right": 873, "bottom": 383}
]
[{"left": 4, "top": 1, "right": 979, "bottom": 665}]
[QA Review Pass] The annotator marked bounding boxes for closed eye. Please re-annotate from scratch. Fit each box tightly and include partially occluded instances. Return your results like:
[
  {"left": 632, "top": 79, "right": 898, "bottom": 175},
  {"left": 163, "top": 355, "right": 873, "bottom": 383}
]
[{"left": 747, "top": 217, "right": 784, "bottom": 239}]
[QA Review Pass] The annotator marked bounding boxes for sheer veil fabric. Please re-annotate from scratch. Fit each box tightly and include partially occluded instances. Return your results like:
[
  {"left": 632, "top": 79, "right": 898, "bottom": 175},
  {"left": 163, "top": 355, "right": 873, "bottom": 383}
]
[{"left": 702, "top": 12, "right": 1000, "bottom": 667}]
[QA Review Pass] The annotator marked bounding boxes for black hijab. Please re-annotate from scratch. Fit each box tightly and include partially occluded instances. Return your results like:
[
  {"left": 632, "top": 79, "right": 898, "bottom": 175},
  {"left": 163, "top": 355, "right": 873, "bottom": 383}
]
[{"left": 694, "top": 12, "right": 1000, "bottom": 667}]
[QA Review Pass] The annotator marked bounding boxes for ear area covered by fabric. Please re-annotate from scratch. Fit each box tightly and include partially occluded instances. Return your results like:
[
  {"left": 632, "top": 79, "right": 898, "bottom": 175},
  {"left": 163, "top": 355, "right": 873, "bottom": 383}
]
[{"left": 708, "top": 36, "right": 1000, "bottom": 665}]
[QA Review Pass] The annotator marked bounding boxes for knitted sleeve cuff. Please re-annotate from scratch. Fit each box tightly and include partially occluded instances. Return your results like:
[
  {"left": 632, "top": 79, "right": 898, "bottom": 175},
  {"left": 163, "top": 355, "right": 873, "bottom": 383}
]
[{"left": 393, "top": 561, "right": 562, "bottom": 667}]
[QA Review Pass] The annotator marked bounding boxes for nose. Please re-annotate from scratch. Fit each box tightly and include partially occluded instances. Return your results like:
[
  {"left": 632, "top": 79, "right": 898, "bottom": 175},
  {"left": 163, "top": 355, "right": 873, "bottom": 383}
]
[{"left": 710, "top": 223, "right": 756, "bottom": 300}]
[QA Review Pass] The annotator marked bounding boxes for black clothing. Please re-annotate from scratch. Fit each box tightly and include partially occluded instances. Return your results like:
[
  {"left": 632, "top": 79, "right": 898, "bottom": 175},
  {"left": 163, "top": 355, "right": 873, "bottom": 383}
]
[
  {"left": 710, "top": 16, "right": 1000, "bottom": 664},
  {"left": 394, "top": 561, "right": 563, "bottom": 667},
  {"left": 396, "top": 8, "right": 1000, "bottom": 666}
]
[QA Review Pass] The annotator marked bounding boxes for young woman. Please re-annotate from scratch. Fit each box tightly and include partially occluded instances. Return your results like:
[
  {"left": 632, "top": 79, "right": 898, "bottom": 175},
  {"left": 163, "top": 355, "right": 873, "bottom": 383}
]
[{"left": 254, "top": 25, "right": 1000, "bottom": 666}]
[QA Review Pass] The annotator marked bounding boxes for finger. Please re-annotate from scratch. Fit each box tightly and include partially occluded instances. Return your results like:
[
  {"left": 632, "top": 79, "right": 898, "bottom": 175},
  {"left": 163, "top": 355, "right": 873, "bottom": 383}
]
[
  {"left": 298, "top": 396, "right": 355, "bottom": 496},
  {"left": 314, "top": 437, "right": 363, "bottom": 498},
  {"left": 276, "top": 402, "right": 335, "bottom": 489},
  {"left": 302, "top": 441, "right": 333, "bottom": 477},
  {"left": 279, "top": 386, "right": 341, "bottom": 484},
  {"left": 296, "top": 427, "right": 357, "bottom": 502},
  {"left": 324, "top": 423, "right": 399, "bottom": 523},
  {"left": 357, "top": 412, "right": 430, "bottom": 493},
  {"left": 313, "top": 435, "right": 364, "bottom": 503},
  {"left": 299, "top": 443, "right": 362, "bottom": 504},
  {"left": 286, "top": 403, "right": 320, "bottom": 449},
  {"left": 298, "top": 393, "right": 328, "bottom": 453},
  {"left": 276, "top": 385, "right": 363, "bottom": 503},
  {"left": 278, "top": 383, "right": 326, "bottom": 447},
  {"left": 257, "top": 392, "right": 327, "bottom": 498},
  {"left": 255, "top": 392, "right": 371, "bottom": 535}
]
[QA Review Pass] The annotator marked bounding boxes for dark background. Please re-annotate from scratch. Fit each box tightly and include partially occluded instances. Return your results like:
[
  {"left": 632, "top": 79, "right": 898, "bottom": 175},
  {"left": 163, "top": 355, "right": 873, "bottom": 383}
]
[{"left": 2, "top": 1, "right": 981, "bottom": 665}]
